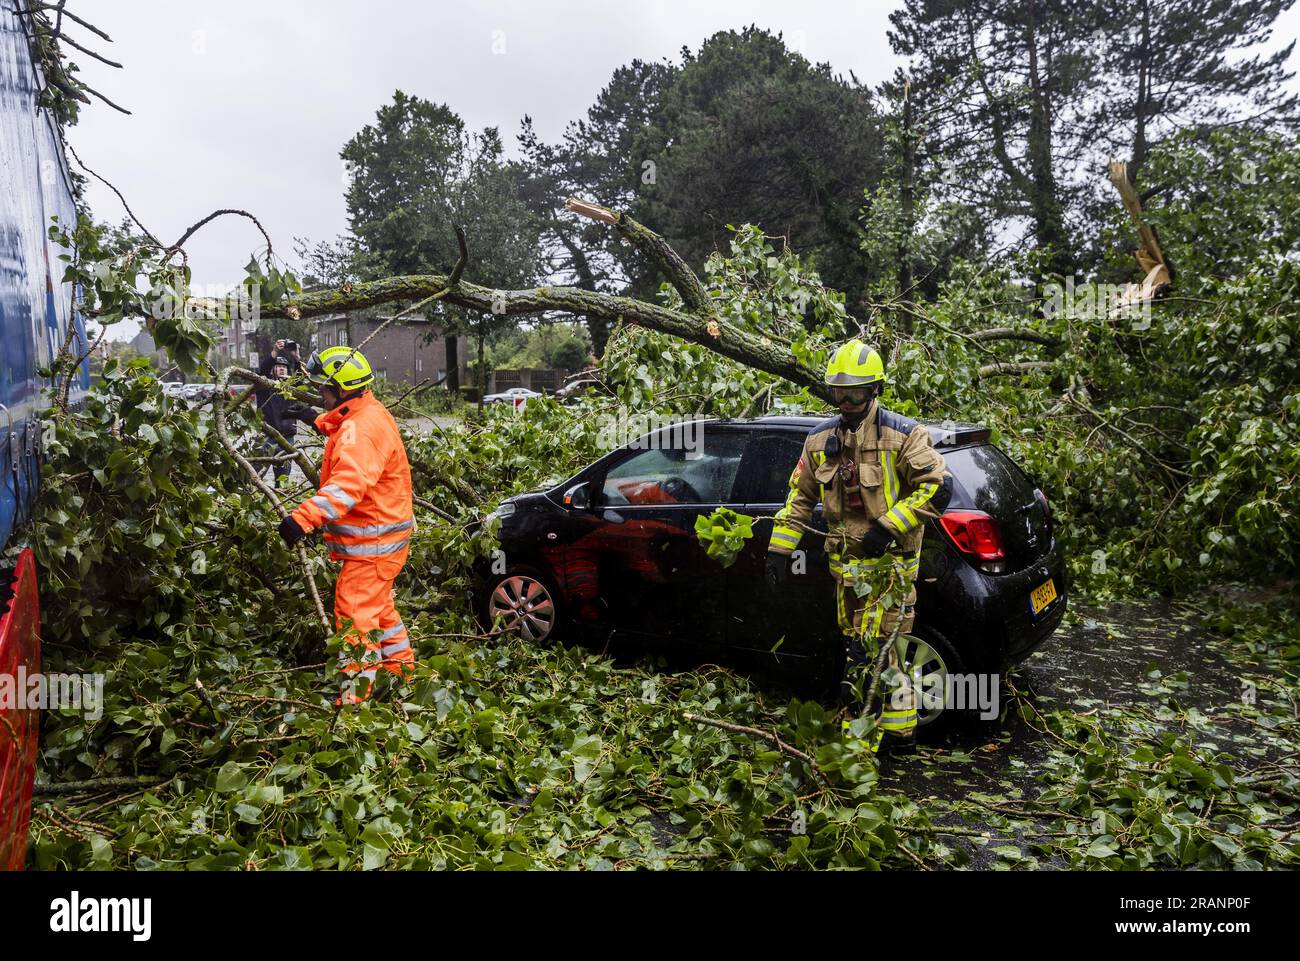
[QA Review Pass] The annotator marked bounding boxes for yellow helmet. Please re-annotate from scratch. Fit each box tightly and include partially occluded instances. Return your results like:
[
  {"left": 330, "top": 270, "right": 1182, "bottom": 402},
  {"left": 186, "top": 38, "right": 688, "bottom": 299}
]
[
  {"left": 306, "top": 346, "right": 374, "bottom": 391},
  {"left": 824, "top": 339, "right": 885, "bottom": 387}
]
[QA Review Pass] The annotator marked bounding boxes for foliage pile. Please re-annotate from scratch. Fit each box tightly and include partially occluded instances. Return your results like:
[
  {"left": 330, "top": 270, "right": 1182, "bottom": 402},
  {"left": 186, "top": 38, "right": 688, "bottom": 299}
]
[
  {"left": 27, "top": 344, "right": 1298, "bottom": 869},
  {"left": 26, "top": 360, "right": 945, "bottom": 869}
]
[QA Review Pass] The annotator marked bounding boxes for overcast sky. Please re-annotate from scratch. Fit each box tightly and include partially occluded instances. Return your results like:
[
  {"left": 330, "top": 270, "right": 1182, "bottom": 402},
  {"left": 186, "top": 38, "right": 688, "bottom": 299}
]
[{"left": 65, "top": 1, "right": 1299, "bottom": 339}]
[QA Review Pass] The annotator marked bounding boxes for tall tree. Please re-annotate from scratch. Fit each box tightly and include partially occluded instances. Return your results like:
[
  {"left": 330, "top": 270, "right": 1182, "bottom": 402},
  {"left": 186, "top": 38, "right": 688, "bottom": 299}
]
[
  {"left": 890, "top": 0, "right": 1298, "bottom": 278},
  {"left": 523, "top": 30, "right": 888, "bottom": 318},
  {"left": 864, "top": 72, "right": 989, "bottom": 310},
  {"left": 1090, "top": 0, "right": 1298, "bottom": 187},
  {"left": 517, "top": 59, "right": 674, "bottom": 353},
  {"left": 342, "top": 91, "right": 539, "bottom": 392},
  {"left": 889, "top": 0, "right": 1096, "bottom": 279},
  {"left": 630, "top": 28, "right": 887, "bottom": 309}
]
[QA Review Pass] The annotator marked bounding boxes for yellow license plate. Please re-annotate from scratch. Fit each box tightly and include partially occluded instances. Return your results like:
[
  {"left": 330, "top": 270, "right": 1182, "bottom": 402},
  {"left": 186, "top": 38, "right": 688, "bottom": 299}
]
[{"left": 1029, "top": 578, "right": 1057, "bottom": 615}]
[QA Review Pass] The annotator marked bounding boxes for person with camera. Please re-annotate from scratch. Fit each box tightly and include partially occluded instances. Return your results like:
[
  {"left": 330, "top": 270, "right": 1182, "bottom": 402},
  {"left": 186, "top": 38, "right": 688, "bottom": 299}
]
[{"left": 257, "top": 340, "right": 316, "bottom": 482}]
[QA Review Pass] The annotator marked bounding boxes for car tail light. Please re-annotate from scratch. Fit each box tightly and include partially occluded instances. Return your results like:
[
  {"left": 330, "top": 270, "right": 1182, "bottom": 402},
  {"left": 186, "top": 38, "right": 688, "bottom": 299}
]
[{"left": 939, "top": 510, "right": 1006, "bottom": 561}]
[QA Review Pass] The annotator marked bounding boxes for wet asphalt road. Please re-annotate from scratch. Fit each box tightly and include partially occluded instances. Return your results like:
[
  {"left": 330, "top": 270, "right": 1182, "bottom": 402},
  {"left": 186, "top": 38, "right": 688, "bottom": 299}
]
[{"left": 876, "top": 598, "right": 1294, "bottom": 867}]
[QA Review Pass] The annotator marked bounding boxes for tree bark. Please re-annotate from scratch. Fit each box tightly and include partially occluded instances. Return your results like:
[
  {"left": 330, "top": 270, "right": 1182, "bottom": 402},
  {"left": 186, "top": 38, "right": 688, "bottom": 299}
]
[
  {"left": 444, "top": 333, "right": 460, "bottom": 393},
  {"left": 266, "top": 203, "right": 836, "bottom": 404}
]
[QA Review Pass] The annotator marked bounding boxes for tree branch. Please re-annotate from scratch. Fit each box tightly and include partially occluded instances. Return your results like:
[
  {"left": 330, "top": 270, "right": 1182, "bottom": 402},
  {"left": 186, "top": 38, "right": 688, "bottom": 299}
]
[
  {"left": 976, "top": 360, "right": 1055, "bottom": 378},
  {"left": 567, "top": 197, "right": 710, "bottom": 313},
  {"left": 264, "top": 274, "right": 833, "bottom": 403},
  {"left": 683, "top": 713, "right": 832, "bottom": 791},
  {"left": 968, "top": 326, "right": 1060, "bottom": 347},
  {"left": 168, "top": 209, "right": 272, "bottom": 259},
  {"left": 213, "top": 366, "right": 329, "bottom": 631}
]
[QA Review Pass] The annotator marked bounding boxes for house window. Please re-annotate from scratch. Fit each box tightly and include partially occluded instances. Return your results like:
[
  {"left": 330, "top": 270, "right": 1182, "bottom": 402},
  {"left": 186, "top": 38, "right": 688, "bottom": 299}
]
[{"left": 338, "top": 329, "right": 349, "bottom": 347}]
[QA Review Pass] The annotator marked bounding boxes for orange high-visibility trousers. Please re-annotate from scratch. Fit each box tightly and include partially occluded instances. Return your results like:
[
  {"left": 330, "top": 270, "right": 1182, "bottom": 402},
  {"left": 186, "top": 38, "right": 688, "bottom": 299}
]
[{"left": 335, "top": 556, "right": 412, "bottom": 703}]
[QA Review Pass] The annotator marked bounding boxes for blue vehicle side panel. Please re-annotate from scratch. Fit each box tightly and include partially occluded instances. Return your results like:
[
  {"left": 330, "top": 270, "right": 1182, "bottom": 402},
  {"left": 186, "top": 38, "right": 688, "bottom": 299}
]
[{"left": 0, "top": 0, "right": 87, "bottom": 550}]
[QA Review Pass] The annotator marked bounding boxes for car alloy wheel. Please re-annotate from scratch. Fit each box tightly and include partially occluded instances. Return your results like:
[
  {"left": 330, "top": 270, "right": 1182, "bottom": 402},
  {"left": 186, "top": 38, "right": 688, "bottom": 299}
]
[
  {"left": 895, "top": 632, "right": 951, "bottom": 729},
  {"left": 488, "top": 574, "right": 556, "bottom": 642}
]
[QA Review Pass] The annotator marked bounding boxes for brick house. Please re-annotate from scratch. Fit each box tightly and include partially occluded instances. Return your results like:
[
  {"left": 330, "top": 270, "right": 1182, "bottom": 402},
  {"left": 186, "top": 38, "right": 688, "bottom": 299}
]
[{"left": 311, "top": 313, "right": 468, "bottom": 387}]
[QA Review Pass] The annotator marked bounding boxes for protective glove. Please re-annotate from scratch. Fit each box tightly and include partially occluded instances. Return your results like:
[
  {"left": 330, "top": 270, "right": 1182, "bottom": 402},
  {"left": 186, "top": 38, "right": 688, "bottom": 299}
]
[
  {"left": 860, "top": 521, "right": 896, "bottom": 558},
  {"left": 765, "top": 552, "right": 789, "bottom": 589},
  {"left": 278, "top": 515, "right": 306, "bottom": 547}
]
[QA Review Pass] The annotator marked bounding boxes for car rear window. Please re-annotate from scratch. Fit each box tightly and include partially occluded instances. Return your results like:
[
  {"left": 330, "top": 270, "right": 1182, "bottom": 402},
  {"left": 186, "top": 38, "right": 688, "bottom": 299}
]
[{"left": 942, "top": 444, "right": 1035, "bottom": 513}]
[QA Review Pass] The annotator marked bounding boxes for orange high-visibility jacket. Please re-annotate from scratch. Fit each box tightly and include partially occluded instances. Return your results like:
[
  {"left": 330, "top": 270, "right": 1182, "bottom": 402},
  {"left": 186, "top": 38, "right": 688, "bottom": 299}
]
[{"left": 291, "top": 391, "right": 414, "bottom": 561}]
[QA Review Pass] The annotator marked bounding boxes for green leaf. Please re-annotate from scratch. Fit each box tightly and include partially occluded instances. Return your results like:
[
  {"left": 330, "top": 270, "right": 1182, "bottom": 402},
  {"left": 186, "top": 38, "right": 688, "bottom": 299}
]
[{"left": 215, "top": 762, "right": 249, "bottom": 793}]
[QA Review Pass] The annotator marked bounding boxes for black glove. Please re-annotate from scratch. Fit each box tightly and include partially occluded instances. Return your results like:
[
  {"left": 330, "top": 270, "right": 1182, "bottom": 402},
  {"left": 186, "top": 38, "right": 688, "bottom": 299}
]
[
  {"left": 765, "top": 552, "right": 789, "bottom": 589},
  {"left": 278, "top": 515, "right": 306, "bottom": 547},
  {"left": 860, "top": 521, "right": 896, "bottom": 558}
]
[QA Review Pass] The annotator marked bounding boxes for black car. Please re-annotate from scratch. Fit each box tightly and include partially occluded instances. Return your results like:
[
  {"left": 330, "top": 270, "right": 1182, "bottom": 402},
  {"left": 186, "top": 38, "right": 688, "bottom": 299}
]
[{"left": 477, "top": 415, "right": 1067, "bottom": 731}]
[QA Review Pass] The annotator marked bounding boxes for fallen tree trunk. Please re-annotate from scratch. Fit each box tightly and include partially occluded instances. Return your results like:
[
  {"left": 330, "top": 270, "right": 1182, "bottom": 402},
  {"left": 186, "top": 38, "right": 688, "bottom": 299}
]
[{"left": 263, "top": 199, "right": 837, "bottom": 404}]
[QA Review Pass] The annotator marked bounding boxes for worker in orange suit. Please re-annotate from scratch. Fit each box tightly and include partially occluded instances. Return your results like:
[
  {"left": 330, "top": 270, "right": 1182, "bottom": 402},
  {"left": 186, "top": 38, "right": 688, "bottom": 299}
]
[{"left": 276, "top": 346, "right": 415, "bottom": 704}]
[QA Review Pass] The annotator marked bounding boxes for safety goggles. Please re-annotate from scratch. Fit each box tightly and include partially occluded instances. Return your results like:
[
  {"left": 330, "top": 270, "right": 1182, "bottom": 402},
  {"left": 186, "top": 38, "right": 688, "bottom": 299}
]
[
  {"left": 831, "top": 386, "right": 872, "bottom": 405},
  {"left": 304, "top": 350, "right": 330, "bottom": 386}
]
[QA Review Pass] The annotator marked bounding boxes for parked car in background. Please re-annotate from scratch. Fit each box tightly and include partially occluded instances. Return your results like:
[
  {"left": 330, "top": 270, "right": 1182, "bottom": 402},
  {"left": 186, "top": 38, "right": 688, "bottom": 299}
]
[
  {"left": 476, "top": 415, "right": 1067, "bottom": 733},
  {"left": 181, "top": 383, "right": 217, "bottom": 403},
  {"left": 484, "top": 387, "right": 544, "bottom": 406}
]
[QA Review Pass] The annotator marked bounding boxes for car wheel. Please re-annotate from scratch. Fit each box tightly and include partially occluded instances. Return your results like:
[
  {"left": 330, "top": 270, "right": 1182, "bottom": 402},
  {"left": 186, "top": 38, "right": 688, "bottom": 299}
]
[
  {"left": 896, "top": 624, "right": 968, "bottom": 738},
  {"left": 483, "top": 566, "right": 561, "bottom": 643}
]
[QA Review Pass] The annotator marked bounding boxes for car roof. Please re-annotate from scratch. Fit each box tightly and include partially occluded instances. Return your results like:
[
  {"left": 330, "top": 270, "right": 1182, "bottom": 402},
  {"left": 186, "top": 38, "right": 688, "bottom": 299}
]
[{"left": 627, "top": 414, "right": 991, "bottom": 449}]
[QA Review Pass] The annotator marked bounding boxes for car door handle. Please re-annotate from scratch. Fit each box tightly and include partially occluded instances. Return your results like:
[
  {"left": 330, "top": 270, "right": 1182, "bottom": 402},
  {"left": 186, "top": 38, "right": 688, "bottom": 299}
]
[{"left": 602, "top": 510, "right": 626, "bottom": 524}]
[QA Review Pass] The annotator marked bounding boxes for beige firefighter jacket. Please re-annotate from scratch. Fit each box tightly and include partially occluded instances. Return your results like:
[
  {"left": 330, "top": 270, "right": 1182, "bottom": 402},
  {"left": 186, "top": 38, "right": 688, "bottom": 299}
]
[{"left": 767, "top": 400, "right": 950, "bottom": 565}]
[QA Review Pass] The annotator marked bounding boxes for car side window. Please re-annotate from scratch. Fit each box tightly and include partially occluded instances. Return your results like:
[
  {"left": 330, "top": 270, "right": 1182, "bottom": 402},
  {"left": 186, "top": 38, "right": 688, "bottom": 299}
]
[
  {"left": 600, "top": 431, "right": 749, "bottom": 506},
  {"left": 740, "top": 432, "right": 807, "bottom": 505}
]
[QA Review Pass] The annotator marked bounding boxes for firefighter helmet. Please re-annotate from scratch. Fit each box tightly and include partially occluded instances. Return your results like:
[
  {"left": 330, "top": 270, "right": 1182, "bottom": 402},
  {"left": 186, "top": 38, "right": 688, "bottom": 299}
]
[
  {"left": 824, "top": 339, "right": 885, "bottom": 387},
  {"left": 306, "top": 346, "right": 374, "bottom": 391}
]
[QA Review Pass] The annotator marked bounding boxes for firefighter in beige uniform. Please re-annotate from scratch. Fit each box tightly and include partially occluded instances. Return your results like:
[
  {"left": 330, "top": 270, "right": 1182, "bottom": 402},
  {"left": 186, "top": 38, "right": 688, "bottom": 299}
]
[{"left": 765, "top": 340, "right": 952, "bottom": 750}]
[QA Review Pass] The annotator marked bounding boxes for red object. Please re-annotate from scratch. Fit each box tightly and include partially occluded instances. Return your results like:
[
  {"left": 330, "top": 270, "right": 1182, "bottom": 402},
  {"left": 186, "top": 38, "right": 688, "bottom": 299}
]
[
  {"left": 939, "top": 510, "right": 1006, "bottom": 561},
  {"left": 615, "top": 480, "right": 678, "bottom": 505},
  {"left": 0, "top": 549, "right": 41, "bottom": 871}
]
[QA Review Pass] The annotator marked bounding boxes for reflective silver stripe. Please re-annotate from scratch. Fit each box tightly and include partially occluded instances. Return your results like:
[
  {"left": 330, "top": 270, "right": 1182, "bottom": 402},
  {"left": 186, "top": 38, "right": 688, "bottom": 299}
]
[
  {"left": 377, "top": 622, "right": 407, "bottom": 642},
  {"left": 320, "top": 484, "right": 357, "bottom": 510},
  {"left": 380, "top": 638, "right": 411, "bottom": 659},
  {"left": 310, "top": 495, "right": 339, "bottom": 520},
  {"left": 331, "top": 538, "right": 410, "bottom": 557},
  {"left": 324, "top": 519, "right": 414, "bottom": 538}
]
